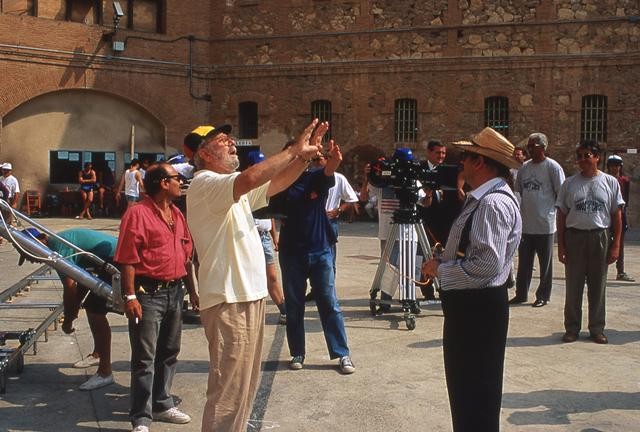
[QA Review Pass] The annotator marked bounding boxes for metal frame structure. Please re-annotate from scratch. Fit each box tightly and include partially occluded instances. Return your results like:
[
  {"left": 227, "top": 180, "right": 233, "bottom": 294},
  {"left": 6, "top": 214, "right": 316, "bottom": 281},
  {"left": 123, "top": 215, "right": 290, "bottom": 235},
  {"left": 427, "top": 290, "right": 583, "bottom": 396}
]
[{"left": 0, "top": 199, "right": 122, "bottom": 393}]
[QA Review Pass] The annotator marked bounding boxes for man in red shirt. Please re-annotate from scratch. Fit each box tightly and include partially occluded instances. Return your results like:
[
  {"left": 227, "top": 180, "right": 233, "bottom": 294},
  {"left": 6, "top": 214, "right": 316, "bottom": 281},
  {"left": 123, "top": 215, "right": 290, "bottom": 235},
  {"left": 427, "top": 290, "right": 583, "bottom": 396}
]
[{"left": 115, "top": 162, "right": 197, "bottom": 432}]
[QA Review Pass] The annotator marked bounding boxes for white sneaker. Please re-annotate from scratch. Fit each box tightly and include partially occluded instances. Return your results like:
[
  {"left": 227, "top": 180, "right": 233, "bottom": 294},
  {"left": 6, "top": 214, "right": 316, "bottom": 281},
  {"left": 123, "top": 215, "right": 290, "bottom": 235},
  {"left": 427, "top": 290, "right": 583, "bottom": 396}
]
[
  {"left": 153, "top": 407, "right": 191, "bottom": 424},
  {"left": 132, "top": 426, "right": 149, "bottom": 432},
  {"left": 73, "top": 355, "right": 100, "bottom": 368},
  {"left": 79, "top": 373, "right": 114, "bottom": 391},
  {"left": 339, "top": 356, "right": 356, "bottom": 374}
]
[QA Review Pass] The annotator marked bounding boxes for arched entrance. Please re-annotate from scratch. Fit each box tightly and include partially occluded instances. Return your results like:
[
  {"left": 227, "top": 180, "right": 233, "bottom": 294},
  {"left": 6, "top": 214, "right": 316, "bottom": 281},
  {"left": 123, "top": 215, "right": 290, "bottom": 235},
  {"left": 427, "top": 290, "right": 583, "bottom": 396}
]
[{"left": 1, "top": 89, "right": 165, "bottom": 196}]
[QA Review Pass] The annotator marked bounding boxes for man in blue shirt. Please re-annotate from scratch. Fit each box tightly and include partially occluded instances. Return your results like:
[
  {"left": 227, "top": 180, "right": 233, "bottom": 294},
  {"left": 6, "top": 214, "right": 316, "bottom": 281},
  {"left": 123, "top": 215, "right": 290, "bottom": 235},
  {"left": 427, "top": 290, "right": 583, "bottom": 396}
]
[
  {"left": 21, "top": 228, "right": 117, "bottom": 391},
  {"left": 278, "top": 139, "right": 355, "bottom": 374}
]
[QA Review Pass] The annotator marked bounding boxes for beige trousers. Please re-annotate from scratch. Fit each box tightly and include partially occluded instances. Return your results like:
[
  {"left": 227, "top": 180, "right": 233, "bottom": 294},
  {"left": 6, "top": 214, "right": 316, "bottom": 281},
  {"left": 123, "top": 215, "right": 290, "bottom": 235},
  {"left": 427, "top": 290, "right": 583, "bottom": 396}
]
[{"left": 200, "top": 299, "right": 265, "bottom": 432}]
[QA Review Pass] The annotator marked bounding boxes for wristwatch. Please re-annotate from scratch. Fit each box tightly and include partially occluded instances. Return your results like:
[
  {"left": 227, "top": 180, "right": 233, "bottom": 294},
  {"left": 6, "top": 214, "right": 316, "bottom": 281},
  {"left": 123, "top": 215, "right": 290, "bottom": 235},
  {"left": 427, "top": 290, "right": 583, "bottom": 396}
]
[{"left": 124, "top": 294, "right": 137, "bottom": 303}]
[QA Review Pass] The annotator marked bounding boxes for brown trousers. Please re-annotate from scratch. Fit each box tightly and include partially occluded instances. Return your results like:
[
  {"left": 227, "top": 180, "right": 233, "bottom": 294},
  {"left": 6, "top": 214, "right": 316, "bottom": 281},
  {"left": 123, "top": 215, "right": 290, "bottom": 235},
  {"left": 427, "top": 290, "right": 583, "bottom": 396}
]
[{"left": 200, "top": 299, "right": 265, "bottom": 432}]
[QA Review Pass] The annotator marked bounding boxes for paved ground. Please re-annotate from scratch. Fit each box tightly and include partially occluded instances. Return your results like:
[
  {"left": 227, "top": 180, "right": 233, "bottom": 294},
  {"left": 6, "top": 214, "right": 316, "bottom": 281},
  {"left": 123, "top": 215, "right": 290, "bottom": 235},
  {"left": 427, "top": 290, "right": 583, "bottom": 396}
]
[{"left": 1, "top": 217, "right": 639, "bottom": 432}]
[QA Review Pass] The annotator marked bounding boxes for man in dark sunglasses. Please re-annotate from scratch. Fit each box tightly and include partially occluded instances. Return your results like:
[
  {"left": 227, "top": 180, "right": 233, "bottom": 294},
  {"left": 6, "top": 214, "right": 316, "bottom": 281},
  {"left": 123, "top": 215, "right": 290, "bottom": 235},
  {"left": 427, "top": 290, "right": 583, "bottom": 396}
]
[{"left": 556, "top": 140, "right": 624, "bottom": 345}]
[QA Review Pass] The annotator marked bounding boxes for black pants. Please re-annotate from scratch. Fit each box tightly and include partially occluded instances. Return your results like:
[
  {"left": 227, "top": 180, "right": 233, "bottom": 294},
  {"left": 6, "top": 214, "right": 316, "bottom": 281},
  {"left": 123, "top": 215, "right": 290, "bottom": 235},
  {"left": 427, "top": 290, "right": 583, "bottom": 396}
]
[
  {"left": 440, "top": 285, "right": 509, "bottom": 432},
  {"left": 515, "top": 233, "right": 554, "bottom": 302}
]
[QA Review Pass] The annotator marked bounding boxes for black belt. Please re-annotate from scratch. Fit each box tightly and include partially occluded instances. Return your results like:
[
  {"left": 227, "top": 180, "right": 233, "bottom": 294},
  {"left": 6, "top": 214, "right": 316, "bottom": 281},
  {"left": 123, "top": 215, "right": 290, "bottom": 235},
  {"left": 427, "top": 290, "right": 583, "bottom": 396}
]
[
  {"left": 567, "top": 227, "right": 607, "bottom": 233},
  {"left": 135, "top": 276, "right": 182, "bottom": 292}
]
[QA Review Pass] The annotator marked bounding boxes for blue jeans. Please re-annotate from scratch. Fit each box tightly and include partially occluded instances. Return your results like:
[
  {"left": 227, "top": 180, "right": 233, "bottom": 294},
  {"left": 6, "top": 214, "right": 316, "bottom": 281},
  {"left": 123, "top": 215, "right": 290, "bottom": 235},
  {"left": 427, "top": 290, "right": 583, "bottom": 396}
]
[
  {"left": 279, "top": 247, "right": 350, "bottom": 359},
  {"left": 128, "top": 281, "right": 185, "bottom": 427},
  {"left": 329, "top": 219, "right": 339, "bottom": 274}
]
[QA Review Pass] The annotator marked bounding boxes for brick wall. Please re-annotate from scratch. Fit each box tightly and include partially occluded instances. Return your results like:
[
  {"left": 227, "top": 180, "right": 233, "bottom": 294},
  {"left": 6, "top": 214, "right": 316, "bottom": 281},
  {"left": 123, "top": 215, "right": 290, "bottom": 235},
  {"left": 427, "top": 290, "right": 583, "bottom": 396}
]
[{"left": 1, "top": 0, "right": 640, "bottom": 221}]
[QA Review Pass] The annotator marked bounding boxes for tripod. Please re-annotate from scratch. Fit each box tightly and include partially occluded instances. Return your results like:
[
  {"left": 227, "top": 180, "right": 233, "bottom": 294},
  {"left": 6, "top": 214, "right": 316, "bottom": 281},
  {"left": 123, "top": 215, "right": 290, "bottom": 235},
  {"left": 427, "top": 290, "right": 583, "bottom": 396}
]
[{"left": 369, "top": 206, "right": 439, "bottom": 330}]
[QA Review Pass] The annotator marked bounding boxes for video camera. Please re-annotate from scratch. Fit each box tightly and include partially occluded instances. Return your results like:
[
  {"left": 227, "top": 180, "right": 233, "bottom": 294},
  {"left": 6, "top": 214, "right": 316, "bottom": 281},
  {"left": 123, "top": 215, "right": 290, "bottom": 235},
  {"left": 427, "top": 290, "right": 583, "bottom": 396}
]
[
  {"left": 368, "top": 148, "right": 459, "bottom": 223},
  {"left": 369, "top": 149, "right": 458, "bottom": 192}
]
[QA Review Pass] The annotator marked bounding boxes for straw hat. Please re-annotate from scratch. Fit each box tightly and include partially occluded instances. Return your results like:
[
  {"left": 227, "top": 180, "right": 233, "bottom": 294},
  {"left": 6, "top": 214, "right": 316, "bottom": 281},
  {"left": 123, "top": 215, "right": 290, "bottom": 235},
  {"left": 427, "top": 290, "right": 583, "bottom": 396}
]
[{"left": 451, "top": 127, "right": 520, "bottom": 169}]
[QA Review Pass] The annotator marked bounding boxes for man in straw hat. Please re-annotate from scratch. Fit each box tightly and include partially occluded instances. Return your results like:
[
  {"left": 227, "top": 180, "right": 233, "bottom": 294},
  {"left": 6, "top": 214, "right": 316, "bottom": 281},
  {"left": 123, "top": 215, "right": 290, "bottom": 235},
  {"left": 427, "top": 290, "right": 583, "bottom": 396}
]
[{"left": 422, "top": 127, "right": 522, "bottom": 432}]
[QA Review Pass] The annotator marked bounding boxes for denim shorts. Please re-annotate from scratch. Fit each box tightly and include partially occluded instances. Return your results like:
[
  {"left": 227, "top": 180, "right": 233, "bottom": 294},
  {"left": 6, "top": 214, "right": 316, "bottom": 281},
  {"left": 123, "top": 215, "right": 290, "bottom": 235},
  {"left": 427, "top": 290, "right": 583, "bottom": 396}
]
[{"left": 260, "top": 231, "right": 275, "bottom": 264}]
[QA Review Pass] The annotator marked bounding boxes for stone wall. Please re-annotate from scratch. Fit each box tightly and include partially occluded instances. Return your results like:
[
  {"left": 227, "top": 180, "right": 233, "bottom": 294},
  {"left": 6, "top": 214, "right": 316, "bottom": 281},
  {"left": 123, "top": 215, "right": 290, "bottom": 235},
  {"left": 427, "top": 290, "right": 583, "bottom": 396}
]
[
  {"left": 460, "top": 0, "right": 542, "bottom": 24},
  {"left": 554, "top": 0, "right": 640, "bottom": 18},
  {"left": 458, "top": 28, "right": 536, "bottom": 56},
  {"left": 371, "top": 0, "right": 448, "bottom": 27},
  {"left": 2, "top": 0, "right": 640, "bottom": 222}
]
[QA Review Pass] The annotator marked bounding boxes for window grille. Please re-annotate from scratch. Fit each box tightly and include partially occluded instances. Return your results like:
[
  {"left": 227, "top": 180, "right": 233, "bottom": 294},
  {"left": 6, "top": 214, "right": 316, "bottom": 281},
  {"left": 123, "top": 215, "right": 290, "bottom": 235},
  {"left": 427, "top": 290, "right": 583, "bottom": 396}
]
[
  {"left": 484, "top": 96, "right": 509, "bottom": 136},
  {"left": 238, "top": 101, "right": 258, "bottom": 139},
  {"left": 311, "top": 100, "right": 332, "bottom": 142},
  {"left": 394, "top": 98, "right": 418, "bottom": 143},
  {"left": 581, "top": 95, "right": 607, "bottom": 143}
]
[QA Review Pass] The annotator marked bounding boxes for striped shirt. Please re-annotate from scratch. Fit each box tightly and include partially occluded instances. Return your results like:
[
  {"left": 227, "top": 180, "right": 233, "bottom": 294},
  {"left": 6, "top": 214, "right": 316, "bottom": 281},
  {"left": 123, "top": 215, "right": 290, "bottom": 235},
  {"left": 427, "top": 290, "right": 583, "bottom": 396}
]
[{"left": 438, "top": 177, "right": 522, "bottom": 291}]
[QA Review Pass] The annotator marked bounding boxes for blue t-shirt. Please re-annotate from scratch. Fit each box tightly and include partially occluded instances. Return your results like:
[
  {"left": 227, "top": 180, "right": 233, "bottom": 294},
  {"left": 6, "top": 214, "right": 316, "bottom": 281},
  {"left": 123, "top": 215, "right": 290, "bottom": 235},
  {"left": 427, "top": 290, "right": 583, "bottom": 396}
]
[
  {"left": 48, "top": 228, "right": 117, "bottom": 269},
  {"left": 278, "top": 168, "right": 336, "bottom": 254}
]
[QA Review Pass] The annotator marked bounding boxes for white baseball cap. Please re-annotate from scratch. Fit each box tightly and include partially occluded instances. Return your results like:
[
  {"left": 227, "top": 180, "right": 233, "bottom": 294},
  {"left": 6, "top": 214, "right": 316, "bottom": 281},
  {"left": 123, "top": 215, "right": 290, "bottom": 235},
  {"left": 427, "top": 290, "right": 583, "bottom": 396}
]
[{"left": 1, "top": 162, "right": 12, "bottom": 170}]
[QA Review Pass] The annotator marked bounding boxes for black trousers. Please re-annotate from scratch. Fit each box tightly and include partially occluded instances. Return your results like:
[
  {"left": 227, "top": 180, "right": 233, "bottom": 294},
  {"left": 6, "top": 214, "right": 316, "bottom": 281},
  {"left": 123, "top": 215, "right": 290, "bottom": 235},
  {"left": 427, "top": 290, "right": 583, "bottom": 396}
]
[
  {"left": 515, "top": 233, "right": 554, "bottom": 302},
  {"left": 440, "top": 285, "right": 509, "bottom": 432}
]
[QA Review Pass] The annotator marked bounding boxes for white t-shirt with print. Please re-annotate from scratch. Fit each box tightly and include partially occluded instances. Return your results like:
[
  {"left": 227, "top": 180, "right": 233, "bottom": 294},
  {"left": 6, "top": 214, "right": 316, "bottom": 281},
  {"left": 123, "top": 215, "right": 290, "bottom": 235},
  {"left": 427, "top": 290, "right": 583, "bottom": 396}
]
[{"left": 556, "top": 171, "right": 624, "bottom": 230}]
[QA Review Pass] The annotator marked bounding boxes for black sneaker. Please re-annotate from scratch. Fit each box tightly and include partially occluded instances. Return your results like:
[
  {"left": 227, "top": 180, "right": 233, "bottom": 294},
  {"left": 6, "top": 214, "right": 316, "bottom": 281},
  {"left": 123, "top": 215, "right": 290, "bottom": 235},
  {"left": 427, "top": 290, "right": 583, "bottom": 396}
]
[
  {"left": 289, "top": 355, "right": 304, "bottom": 370},
  {"left": 616, "top": 273, "right": 635, "bottom": 282}
]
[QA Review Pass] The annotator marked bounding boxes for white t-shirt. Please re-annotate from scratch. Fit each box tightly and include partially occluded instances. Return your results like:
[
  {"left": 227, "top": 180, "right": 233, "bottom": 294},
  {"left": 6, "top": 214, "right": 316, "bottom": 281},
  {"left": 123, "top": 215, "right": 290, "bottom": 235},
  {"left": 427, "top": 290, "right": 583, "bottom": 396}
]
[
  {"left": 515, "top": 158, "right": 565, "bottom": 234},
  {"left": 0, "top": 175, "right": 20, "bottom": 198},
  {"left": 255, "top": 218, "right": 272, "bottom": 232},
  {"left": 556, "top": 171, "right": 624, "bottom": 230},
  {"left": 124, "top": 170, "right": 140, "bottom": 198},
  {"left": 325, "top": 172, "right": 358, "bottom": 211},
  {"left": 187, "top": 169, "right": 270, "bottom": 310}
]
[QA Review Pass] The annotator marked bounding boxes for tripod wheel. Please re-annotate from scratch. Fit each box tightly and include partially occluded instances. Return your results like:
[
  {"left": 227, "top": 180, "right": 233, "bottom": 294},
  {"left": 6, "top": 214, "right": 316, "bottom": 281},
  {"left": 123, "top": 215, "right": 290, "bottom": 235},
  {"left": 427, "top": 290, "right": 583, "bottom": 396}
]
[
  {"left": 405, "top": 315, "right": 416, "bottom": 330},
  {"left": 369, "top": 303, "right": 378, "bottom": 316}
]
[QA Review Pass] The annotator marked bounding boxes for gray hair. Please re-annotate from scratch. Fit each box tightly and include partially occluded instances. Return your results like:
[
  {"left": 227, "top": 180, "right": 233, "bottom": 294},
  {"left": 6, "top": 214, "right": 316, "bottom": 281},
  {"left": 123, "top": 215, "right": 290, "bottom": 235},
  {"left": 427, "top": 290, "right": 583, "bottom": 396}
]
[{"left": 528, "top": 132, "right": 548, "bottom": 149}]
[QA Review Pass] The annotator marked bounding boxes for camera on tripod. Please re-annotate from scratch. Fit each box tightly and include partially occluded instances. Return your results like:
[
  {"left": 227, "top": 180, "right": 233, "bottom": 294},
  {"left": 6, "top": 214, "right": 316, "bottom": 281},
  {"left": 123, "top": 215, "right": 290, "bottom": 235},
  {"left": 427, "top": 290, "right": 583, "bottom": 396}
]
[{"left": 368, "top": 148, "right": 459, "bottom": 220}]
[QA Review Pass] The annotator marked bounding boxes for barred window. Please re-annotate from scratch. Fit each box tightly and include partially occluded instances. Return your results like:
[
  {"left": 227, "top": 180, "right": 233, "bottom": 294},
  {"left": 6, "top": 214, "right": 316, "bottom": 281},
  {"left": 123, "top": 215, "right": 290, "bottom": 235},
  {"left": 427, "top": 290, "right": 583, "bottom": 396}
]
[
  {"left": 311, "top": 100, "right": 332, "bottom": 142},
  {"left": 238, "top": 101, "right": 258, "bottom": 139},
  {"left": 581, "top": 95, "right": 607, "bottom": 143},
  {"left": 394, "top": 98, "right": 418, "bottom": 143},
  {"left": 484, "top": 96, "right": 509, "bottom": 136}
]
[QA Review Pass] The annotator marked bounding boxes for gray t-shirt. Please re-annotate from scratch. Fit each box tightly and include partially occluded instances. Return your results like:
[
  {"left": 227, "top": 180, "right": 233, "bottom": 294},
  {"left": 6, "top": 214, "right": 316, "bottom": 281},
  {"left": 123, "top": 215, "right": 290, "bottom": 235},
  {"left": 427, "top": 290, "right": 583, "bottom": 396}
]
[
  {"left": 556, "top": 171, "right": 624, "bottom": 230},
  {"left": 515, "top": 158, "right": 565, "bottom": 234}
]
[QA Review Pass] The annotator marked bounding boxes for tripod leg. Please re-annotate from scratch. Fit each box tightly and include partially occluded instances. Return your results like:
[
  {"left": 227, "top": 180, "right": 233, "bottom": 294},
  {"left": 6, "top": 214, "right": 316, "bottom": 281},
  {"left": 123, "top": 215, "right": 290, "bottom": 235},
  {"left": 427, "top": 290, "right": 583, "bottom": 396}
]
[
  {"left": 369, "top": 224, "right": 399, "bottom": 315},
  {"left": 416, "top": 223, "right": 440, "bottom": 292}
]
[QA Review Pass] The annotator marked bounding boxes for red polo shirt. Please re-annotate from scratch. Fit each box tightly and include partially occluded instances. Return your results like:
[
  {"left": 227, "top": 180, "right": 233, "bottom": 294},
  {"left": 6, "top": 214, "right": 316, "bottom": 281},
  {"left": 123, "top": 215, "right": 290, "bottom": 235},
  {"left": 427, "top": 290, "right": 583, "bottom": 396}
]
[{"left": 115, "top": 197, "right": 193, "bottom": 281}]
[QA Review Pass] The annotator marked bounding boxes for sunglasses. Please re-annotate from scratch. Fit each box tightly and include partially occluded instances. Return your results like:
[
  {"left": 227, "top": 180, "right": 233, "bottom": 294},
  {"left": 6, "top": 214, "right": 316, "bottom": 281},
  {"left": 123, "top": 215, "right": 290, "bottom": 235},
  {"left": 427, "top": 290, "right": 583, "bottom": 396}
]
[
  {"left": 163, "top": 174, "right": 182, "bottom": 182},
  {"left": 575, "top": 152, "right": 595, "bottom": 160}
]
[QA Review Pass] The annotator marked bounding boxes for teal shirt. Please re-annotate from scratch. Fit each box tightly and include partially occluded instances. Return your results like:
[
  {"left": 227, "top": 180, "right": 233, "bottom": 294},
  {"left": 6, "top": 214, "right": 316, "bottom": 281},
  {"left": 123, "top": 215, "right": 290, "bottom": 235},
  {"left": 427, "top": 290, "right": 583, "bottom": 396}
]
[{"left": 47, "top": 228, "right": 117, "bottom": 268}]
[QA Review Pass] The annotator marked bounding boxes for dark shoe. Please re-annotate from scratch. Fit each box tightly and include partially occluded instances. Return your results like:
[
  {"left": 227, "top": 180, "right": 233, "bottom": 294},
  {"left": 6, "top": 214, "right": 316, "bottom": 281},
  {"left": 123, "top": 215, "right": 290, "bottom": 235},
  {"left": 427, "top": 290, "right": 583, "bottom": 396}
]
[
  {"left": 616, "top": 272, "right": 635, "bottom": 282},
  {"left": 532, "top": 299, "right": 548, "bottom": 308},
  {"left": 289, "top": 355, "right": 304, "bottom": 370},
  {"left": 377, "top": 305, "right": 391, "bottom": 314},
  {"left": 508, "top": 296, "right": 527, "bottom": 305},
  {"left": 590, "top": 333, "right": 608, "bottom": 344},
  {"left": 562, "top": 331, "right": 578, "bottom": 343}
]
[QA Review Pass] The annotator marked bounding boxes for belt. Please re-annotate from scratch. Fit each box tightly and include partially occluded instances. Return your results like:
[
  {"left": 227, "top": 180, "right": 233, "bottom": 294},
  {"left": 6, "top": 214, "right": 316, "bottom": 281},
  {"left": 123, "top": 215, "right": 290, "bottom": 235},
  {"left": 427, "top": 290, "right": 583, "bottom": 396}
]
[
  {"left": 135, "top": 276, "right": 182, "bottom": 293},
  {"left": 567, "top": 227, "right": 607, "bottom": 233}
]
